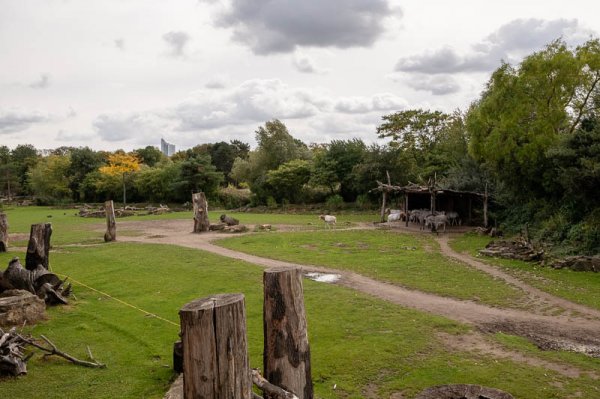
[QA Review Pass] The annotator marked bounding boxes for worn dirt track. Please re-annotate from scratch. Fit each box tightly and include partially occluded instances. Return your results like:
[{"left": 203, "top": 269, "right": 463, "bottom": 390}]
[{"left": 116, "top": 219, "right": 600, "bottom": 358}]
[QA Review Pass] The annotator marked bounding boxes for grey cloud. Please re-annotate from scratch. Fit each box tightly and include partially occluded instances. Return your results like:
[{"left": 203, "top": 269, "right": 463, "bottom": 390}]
[
  {"left": 93, "top": 113, "right": 161, "bottom": 142},
  {"left": 0, "top": 109, "right": 50, "bottom": 134},
  {"left": 162, "top": 31, "right": 191, "bottom": 57},
  {"left": 205, "top": 76, "right": 228, "bottom": 89},
  {"left": 292, "top": 53, "right": 327, "bottom": 74},
  {"left": 406, "top": 75, "right": 460, "bottom": 96},
  {"left": 29, "top": 74, "right": 50, "bottom": 89},
  {"left": 114, "top": 38, "right": 125, "bottom": 50},
  {"left": 208, "top": 0, "right": 394, "bottom": 54},
  {"left": 395, "top": 18, "right": 591, "bottom": 74}
]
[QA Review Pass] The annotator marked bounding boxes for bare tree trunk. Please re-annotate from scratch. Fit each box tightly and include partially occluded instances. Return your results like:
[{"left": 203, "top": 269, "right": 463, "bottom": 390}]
[
  {"left": 179, "top": 293, "right": 251, "bottom": 399},
  {"left": 483, "top": 183, "right": 489, "bottom": 228},
  {"left": 192, "top": 192, "right": 210, "bottom": 233},
  {"left": 0, "top": 213, "right": 7, "bottom": 252},
  {"left": 25, "top": 223, "right": 52, "bottom": 271},
  {"left": 263, "top": 269, "right": 313, "bottom": 399},
  {"left": 380, "top": 192, "right": 387, "bottom": 223},
  {"left": 104, "top": 200, "right": 117, "bottom": 242}
]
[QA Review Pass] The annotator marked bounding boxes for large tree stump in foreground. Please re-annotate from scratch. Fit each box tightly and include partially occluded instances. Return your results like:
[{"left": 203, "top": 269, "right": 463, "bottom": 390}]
[
  {"left": 25, "top": 223, "right": 52, "bottom": 271},
  {"left": 263, "top": 269, "right": 313, "bottom": 399},
  {"left": 192, "top": 192, "right": 210, "bottom": 233},
  {"left": 104, "top": 200, "right": 116, "bottom": 242},
  {"left": 0, "top": 213, "right": 7, "bottom": 252},
  {"left": 179, "top": 293, "right": 251, "bottom": 399}
]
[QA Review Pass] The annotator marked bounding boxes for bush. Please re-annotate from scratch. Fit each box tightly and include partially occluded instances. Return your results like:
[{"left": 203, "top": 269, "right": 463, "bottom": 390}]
[
  {"left": 216, "top": 186, "right": 252, "bottom": 209},
  {"left": 325, "top": 194, "right": 344, "bottom": 210}
]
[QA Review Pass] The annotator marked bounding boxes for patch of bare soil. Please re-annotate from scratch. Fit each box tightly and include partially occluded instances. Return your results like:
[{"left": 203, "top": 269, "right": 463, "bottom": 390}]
[
  {"left": 437, "top": 331, "right": 598, "bottom": 379},
  {"left": 116, "top": 219, "right": 600, "bottom": 360}
]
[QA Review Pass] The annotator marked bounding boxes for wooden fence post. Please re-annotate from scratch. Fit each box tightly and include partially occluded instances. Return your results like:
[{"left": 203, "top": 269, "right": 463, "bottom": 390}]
[
  {"left": 104, "top": 200, "right": 117, "bottom": 242},
  {"left": 0, "top": 212, "right": 7, "bottom": 252},
  {"left": 179, "top": 294, "right": 251, "bottom": 399},
  {"left": 263, "top": 268, "right": 313, "bottom": 399},
  {"left": 25, "top": 223, "right": 52, "bottom": 270},
  {"left": 192, "top": 192, "right": 210, "bottom": 233}
]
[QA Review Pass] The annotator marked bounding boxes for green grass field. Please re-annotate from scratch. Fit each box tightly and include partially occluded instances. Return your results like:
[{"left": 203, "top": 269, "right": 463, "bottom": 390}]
[
  {"left": 449, "top": 232, "right": 600, "bottom": 311},
  {"left": 215, "top": 229, "right": 527, "bottom": 308},
  {"left": 0, "top": 207, "right": 599, "bottom": 398}
]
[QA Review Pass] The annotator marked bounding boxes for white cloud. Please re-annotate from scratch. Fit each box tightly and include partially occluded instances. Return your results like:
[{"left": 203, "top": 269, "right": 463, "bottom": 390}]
[
  {"left": 395, "top": 18, "right": 593, "bottom": 74},
  {"left": 292, "top": 53, "right": 328, "bottom": 74},
  {"left": 92, "top": 112, "right": 164, "bottom": 142},
  {"left": 29, "top": 74, "right": 50, "bottom": 89}
]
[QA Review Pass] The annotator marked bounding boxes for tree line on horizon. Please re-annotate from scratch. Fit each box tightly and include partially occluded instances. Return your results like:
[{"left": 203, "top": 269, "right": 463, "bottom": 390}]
[{"left": 1, "top": 38, "right": 599, "bottom": 254}]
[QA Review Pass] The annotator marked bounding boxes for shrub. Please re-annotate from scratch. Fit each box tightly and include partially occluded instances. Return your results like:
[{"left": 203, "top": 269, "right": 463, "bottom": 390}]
[{"left": 325, "top": 194, "right": 344, "bottom": 210}]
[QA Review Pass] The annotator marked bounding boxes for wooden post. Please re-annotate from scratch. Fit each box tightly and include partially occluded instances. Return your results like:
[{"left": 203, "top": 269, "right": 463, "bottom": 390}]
[
  {"left": 179, "top": 294, "right": 251, "bottom": 399},
  {"left": 0, "top": 212, "right": 7, "bottom": 252},
  {"left": 104, "top": 200, "right": 117, "bottom": 242},
  {"left": 380, "top": 191, "right": 387, "bottom": 223},
  {"left": 25, "top": 223, "right": 52, "bottom": 270},
  {"left": 483, "top": 183, "right": 489, "bottom": 228},
  {"left": 405, "top": 193, "right": 409, "bottom": 227},
  {"left": 192, "top": 192, "right": 210, "bottom": 233},
  {"left": 263, "top": 268, "right": 313, "bottom": 399}
]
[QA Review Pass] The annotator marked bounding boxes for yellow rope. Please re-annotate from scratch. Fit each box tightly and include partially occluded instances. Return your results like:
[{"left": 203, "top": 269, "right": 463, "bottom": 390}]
[{"left": 56, "top": 273, "right": 179, "bottom": 328}]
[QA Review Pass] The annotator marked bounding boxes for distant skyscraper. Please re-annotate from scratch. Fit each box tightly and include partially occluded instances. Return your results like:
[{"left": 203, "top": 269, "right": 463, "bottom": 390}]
[{"left": 160, "top": 138, "right": 175, "bottom": 156}]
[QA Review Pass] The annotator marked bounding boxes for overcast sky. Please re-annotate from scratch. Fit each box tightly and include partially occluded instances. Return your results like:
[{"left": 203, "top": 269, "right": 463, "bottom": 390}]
[{"left": 1, "top": 0, "right": 599, "bottom": 152}]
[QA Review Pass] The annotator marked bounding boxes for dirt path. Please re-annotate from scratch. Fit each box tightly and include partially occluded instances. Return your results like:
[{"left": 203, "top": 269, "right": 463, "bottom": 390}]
[{"left": 116, "top": 219, "right": 600, "bottom": 358}]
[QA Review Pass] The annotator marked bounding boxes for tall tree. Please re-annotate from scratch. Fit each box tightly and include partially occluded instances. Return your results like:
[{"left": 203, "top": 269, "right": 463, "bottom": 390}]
[
  {"left": 28, "top": 154, "right": 71, "bottom": 202},
  {"left": 10, "top": 144, "right": 39, "bottom": 195},
  {"left": 67, "top": 147, "right": 104, "bottom": 202},
  {"left": 466, "top": 39, "right": 600, "bottom": 198},
  {"left": 99, "top": 153, "right": 141, "bottom": 205}
]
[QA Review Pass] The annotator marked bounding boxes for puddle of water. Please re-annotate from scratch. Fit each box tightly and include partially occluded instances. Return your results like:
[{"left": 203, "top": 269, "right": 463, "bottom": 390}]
[{"left": 304, "top": 272, "right": 341, "bottom": 283}]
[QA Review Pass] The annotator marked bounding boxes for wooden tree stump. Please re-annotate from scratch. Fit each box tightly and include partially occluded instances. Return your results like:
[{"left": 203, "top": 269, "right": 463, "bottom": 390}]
[
  {"left": 0, "top": 213, "right": 7, "bottom": 252},
  {"left": 25, "top": 223, "right": 52, "bottom": 271},
  {"left": 263, "top": 269, "right": 313, "bottom": 399},
  {"left": 192, "top": 192, "right": 210, "bottom": 233},
  {"left": 179, "top": 293, "right": 251, "bottom": 399},
  {"left": 104, "top": 200, "right": 117, "bottom": 242}
]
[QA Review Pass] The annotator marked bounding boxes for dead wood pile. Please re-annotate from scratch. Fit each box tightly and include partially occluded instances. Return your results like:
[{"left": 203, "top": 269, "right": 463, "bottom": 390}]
[
  {"left": 551, "top": 256, "right": 600, "bottom": 272},
  {"left": 0, "top": 327, "right": 105, "bottom": 376},
  {"left": 2, "top": 257, "right": 71, "bottom": 305},
  {"left": 479, "top": 238, "right": 544, "bottom": 262},
  {"left": 79, "top": 204, "right": 171, "bottom": 218}
]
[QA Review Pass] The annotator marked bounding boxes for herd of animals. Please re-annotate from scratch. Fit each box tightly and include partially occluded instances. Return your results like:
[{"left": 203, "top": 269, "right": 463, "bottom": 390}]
[{"left": 318, "top": 209, "right": 461, "bottom": 232}]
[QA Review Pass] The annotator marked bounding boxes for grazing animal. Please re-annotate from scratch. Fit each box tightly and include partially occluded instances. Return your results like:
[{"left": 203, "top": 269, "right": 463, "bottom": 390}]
[
  {"left": 385, "top": 208, "right": 406, "bottom": 221},
  {"left": 446, "top": 211, "right": 460, "bottom": 226},
  {"left": 387, "top": 212, "right": 402, "bottom": 222},
  {"left": 425, "top": 214, "right": 448, "bottom": 232},
  {"left": 319, "top": 214, "right": 337, "bottom": 229}
]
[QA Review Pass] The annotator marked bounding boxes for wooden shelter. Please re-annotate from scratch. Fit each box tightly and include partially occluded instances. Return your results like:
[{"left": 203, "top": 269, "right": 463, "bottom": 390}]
[{"left": 372, "top": 181, "right": 488, "bottom": 227}]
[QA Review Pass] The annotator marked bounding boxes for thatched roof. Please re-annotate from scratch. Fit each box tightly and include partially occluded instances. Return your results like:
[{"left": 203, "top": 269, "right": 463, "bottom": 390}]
[{"left": 371, "top": 181, "right": 484, "bottom": 198}]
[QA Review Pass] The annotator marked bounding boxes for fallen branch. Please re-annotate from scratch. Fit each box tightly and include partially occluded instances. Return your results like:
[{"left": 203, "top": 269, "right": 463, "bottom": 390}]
[
  {"left": 251, "top": 368, "right": 299, "bottom": 399},
  {"left": 18, "top": 334, "right": 106, "bottom": 368}
]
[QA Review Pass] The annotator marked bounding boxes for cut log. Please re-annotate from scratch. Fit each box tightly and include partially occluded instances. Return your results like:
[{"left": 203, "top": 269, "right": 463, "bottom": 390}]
[
  {"left": 104, "top": 200, "right": 117, "bottom": 242},
  {"left": 3, "top": 258, "right": 70, "bottom": 306},
  {"left": 179, "top": 293, "right": 251, "bottom": 399},
  {"left": 263, "top": 269, "right": 313, "bottom": 399},
  {"left": 192, "top": 192, "right": 210, "bottom": 233},
  {"left": 209, "top": 223, "right": 226, "bottom": 231},
  {"left": 0, "top": 212, "right": 7, "bottom": 252},
  {"left": 25, "top": 223, "right": 52, "bottom": 271},
  {"left": 252, "top": 369, "right": 299, "bottom": 399}
]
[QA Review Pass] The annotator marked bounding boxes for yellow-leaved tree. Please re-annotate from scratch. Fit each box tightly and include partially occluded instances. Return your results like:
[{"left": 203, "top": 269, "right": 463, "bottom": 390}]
[{"left": 99, "top": 153, "right": 140, "bottom": 205}]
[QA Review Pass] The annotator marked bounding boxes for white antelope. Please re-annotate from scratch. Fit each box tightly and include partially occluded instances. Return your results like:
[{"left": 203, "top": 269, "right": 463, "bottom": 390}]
[{"left": 319, "top": 214, "right": 337, "bottom": 229}]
